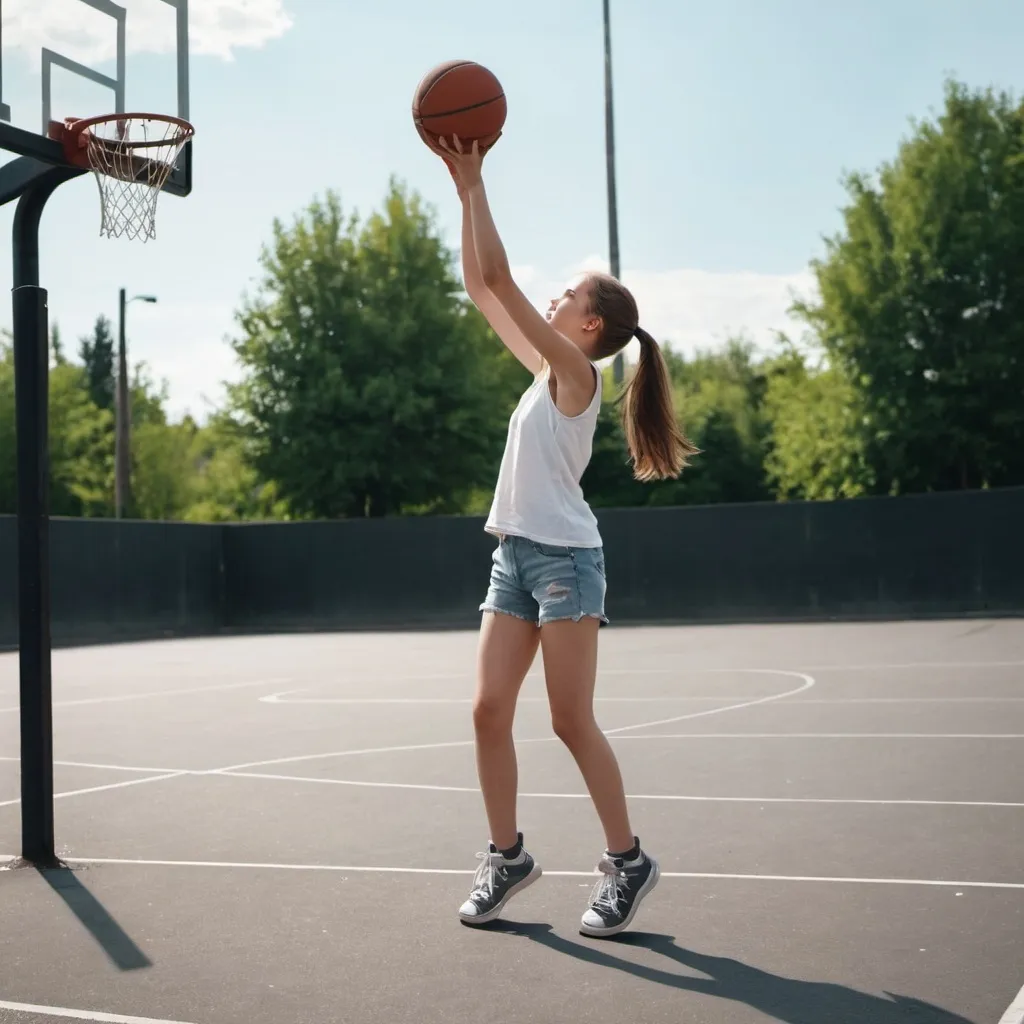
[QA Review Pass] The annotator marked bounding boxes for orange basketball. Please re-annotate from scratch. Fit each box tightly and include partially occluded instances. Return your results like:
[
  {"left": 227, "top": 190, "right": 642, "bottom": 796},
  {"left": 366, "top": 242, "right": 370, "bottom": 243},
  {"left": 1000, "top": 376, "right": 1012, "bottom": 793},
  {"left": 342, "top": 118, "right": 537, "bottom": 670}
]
[{"left": 413, "top": 60, "right": 506, "bottom": 152}]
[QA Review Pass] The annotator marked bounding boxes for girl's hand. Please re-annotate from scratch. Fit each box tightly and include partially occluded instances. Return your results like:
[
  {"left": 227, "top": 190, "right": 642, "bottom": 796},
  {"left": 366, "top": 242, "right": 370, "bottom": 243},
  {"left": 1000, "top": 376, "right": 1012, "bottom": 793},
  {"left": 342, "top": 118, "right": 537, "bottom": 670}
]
[{"left": 432, "top": 133, "right": 499, "bottom": 195}]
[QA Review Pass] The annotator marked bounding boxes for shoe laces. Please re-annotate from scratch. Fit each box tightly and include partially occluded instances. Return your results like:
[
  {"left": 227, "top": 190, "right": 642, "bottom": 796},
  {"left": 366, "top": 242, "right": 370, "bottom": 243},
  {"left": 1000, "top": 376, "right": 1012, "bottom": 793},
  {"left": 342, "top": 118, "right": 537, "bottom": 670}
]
[
  {"left": 471, "top": 850, "right": 507, "bottom": 897},
  {"left": 589, "top": 855, "right": 628, "bottom": 914}
]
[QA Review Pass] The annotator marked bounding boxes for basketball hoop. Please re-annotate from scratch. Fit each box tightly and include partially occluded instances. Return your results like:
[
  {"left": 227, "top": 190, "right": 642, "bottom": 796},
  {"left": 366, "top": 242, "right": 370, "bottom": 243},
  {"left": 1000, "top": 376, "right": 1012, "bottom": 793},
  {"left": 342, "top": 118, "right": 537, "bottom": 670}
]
[{"left": 49, "top": 114, "right": 195, "bottom": 241}]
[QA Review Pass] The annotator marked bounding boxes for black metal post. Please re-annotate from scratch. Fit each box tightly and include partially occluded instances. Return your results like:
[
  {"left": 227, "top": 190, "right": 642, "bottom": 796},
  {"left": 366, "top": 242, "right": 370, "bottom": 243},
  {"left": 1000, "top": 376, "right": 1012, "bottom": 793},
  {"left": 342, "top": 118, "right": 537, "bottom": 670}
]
[
  {"left": 603, "top": 0, "right": 623, "bottom": 385},
  {"left": 115, "top": 287, "right": 129, "bottom": 519},
  {"left": 13, "top": 166, "right": 80, "bottom": 866}
]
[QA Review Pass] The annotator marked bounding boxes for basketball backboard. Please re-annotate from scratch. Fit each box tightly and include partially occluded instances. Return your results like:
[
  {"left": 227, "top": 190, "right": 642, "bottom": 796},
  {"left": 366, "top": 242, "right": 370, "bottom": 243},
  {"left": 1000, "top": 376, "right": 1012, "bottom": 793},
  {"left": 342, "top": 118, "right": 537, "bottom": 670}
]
[{"left": 0, "top": 0, "right": 191, "bottom": 198}]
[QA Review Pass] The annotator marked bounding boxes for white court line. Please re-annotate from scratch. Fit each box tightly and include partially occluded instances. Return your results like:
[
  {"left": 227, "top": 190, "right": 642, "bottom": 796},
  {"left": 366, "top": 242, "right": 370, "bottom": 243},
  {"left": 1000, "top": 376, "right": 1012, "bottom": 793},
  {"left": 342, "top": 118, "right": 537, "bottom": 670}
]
[
  {"left": 214, "top": 737, "right": 482, "bottom": 774},
  {"left": 0, "top": 999, "right": 197, "bottom": 1024},
  {"left": 999, "top": 981, "right": 1024, "bottom": 1024},
  {"left": 782, "top": 698, "right": 1024, "bottom": 704},
  {"left": 614, "top": 733, "right": 1024, "bottom": 740},
  {"left": 0, "top": 757, "right": 187, "bottom": 773},
  {"left": 50, "top": 856, "right": 1024, "bottom": 890},
  {"left": 261, "top": 694, "right": 1024, "bottom": 706},
  {"left": 215, "top": 770, "right": 1024, "bottom": 807},
  {"left": 604, "top": 670, "right": 815, "bottom": 735},
  {"left": 799, "top": 660, "right": 1024, "bottom": 671},
  {"left": 0, "top": 772, "right": 188, "bottom": 809},
  {"left": 218, "top": 667, "right": 815, "bottom": 770},
  {"left": 260, "top": 693, "right": 765, "bottom": 704},
  {"left": 0, "top": 677, "right": 290, "bottom": 714},
  {"left": 219, "top": 671, "right": 815, "bottom": 772}
]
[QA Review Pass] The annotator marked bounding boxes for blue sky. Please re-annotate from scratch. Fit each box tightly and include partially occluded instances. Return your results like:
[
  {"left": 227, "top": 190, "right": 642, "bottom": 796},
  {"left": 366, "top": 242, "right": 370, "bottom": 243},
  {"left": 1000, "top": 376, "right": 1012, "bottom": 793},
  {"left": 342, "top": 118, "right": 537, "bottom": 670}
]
[{"left": 0, "top": 0, "right": 1022, "bottom": 422}]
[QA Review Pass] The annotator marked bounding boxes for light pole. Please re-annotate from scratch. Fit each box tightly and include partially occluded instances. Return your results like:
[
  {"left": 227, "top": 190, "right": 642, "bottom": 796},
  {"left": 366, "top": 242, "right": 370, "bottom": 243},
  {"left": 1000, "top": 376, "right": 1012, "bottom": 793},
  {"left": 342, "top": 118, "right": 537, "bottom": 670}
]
[
  {"left": 603, "top": 0, "right": 623, "bottom": 385},
  {"left": 115, "top": 289, "right": 157, "bottom": 519}
]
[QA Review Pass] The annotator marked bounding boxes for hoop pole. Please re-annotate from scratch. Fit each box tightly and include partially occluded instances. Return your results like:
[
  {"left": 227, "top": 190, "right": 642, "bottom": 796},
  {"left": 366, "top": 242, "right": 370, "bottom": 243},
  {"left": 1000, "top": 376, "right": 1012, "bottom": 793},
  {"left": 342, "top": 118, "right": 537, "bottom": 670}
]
[{"left": 13, "top": 165, "right": 81, "bottom": 867}]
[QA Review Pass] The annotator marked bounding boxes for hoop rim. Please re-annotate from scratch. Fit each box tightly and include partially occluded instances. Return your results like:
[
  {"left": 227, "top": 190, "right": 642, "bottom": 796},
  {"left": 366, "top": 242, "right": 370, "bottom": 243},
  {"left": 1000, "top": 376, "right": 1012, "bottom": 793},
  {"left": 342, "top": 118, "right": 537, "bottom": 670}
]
[{"left": 48, "top": 114, "right": 195, "bottom": 154}]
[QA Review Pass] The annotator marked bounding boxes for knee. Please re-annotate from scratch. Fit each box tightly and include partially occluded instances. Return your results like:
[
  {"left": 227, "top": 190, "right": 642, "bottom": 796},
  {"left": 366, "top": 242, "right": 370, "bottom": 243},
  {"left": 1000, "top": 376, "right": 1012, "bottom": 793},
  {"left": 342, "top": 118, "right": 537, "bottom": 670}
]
[
  {"left": 550, "top": 708, "right": 595, "bottom": 749},
  {"left": 473, "top": 693, "right": 514, "bottom": 737}
]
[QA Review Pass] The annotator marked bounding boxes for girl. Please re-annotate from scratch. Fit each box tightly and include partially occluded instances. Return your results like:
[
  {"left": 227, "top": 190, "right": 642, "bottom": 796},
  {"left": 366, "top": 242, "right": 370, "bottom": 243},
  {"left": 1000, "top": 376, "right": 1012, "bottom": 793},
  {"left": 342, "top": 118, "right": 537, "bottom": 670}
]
[{"left": 433, "top": 134, "right": 697, "bottom": 938}]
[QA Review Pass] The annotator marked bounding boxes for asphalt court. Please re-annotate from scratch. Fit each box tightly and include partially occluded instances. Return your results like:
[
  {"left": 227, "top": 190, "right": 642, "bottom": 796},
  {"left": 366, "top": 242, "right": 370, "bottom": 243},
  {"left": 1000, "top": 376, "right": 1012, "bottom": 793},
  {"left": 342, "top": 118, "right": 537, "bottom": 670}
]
[{"left": 0, "top": 618, "right": 1022, "bottom": 1024}]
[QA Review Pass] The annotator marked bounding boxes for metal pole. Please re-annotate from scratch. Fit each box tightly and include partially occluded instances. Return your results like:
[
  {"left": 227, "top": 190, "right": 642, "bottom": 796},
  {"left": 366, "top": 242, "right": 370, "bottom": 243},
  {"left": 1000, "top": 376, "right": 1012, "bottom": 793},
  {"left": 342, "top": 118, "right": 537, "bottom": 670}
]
[
  {"left": 13, "top": 165, "right": 79, "bottom": 866},
  {"left": 115, "top": 288, "right": 129, "bottom": 518},
  {"left": 603, "top": 0, "right": 623, "bottom": 385}
]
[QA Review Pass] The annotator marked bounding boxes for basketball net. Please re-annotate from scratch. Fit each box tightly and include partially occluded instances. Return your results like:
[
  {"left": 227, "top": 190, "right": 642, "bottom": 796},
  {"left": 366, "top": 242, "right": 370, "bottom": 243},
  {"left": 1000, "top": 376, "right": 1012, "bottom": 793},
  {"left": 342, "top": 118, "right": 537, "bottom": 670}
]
[{"left": 78, "top": 116, "right": 193, "bottom": 242}]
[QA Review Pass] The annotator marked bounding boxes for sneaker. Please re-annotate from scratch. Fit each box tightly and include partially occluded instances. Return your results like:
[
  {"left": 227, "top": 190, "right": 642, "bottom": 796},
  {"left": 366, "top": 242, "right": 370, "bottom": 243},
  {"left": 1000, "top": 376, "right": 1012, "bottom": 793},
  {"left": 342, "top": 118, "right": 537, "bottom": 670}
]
[
  {"left": 579, "top": 843, "right": 660, "bottom": 938},
  {"left": 458, "top": 834, "right": 542, "bottom": 926}
]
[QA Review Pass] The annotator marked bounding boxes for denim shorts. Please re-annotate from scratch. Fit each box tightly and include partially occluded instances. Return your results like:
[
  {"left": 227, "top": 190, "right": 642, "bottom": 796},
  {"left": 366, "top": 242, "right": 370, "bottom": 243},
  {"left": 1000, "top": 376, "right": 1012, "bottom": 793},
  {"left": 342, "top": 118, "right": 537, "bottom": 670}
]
[{"left": 480, "top": 533, "right": 609, "bottom": 627}]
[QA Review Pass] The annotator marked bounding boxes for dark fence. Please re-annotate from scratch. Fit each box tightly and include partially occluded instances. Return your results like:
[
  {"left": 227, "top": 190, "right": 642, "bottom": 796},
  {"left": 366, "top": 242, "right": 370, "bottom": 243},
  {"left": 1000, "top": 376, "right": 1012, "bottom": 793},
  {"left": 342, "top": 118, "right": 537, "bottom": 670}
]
[
  {"left": 0, "top": 518, "right": 223, "bottom": 649},
  {"left": 1, "top": 487, "right": 1022, "bottom": 648},
  {"left": 222, "top": 514, "right": 495, "bottom": 631}
]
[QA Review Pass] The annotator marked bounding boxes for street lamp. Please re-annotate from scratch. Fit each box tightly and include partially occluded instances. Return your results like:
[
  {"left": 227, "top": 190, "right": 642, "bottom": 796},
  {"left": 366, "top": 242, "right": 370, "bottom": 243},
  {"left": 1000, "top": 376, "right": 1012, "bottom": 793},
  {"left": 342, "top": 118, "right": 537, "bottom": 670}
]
[
  {"left": 115, "top": 289, "right": 157, "bottom": 518},
  {"left": 602, "top": 0, "right": 623, "bottom": 385}
]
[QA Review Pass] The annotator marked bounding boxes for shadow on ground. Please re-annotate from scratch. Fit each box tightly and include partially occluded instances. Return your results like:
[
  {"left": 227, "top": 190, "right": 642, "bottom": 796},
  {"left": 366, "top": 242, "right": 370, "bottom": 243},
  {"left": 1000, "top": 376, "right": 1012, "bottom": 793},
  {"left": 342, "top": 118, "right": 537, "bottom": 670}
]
[
  {"left": 487, "top": 922, "right": 976, "bottom": 1024},
  {"left": 38, "top": 866, "right": 152, "bottom": 971}
]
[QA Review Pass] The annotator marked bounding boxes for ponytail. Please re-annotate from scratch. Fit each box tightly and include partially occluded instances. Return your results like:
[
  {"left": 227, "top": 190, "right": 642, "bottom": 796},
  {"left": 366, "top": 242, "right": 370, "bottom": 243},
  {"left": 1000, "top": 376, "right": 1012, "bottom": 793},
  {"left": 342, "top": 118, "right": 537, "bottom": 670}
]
[{"left": 622, "top": 327, "right": 699, "bottom": 481}]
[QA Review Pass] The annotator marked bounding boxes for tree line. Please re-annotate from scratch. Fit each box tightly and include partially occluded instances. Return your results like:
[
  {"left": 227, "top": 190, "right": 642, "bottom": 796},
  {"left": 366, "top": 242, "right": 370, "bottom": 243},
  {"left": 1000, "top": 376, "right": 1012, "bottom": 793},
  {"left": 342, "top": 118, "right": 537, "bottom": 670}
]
[{"left": 0, "top": 78, "right": 1020, "bottom": 521}]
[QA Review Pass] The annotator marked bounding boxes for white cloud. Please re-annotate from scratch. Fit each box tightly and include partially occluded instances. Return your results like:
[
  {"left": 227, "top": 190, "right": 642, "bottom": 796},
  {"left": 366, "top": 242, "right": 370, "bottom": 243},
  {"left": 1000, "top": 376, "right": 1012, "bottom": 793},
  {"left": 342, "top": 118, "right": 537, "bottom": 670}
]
[
  {"left": 517, "top": 257, "right": 819, "bottom": 366},
  {"left": 2, "top": 0, "right": 293, "bottom": 64},
  {"left": 186, "top": 0, "right": 293, "bottom": 61}
]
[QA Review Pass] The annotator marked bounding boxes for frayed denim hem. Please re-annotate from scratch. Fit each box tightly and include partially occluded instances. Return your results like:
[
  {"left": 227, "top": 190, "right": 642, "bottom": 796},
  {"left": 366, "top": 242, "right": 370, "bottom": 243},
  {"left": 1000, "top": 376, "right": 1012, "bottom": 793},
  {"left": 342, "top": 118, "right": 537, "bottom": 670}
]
[
  {"left": 479, "top": 604, "right": 539, "bottom": 625},
  {"left": 539, "top": 611, "right": 610, "bottom": 628}
]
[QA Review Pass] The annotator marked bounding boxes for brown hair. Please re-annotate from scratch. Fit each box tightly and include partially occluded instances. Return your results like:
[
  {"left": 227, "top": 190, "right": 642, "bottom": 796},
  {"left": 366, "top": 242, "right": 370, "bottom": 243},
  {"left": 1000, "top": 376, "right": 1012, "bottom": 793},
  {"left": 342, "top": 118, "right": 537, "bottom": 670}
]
[{"left": 585, "top": 273, "right": 699, "bottom": 481}]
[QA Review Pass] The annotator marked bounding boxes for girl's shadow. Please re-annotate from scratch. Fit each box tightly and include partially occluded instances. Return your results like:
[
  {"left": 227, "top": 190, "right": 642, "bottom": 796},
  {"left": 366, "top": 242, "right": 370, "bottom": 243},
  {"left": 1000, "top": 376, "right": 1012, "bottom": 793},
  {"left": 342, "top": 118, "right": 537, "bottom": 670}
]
[{"left": 487, "top": 921, "right": 976, "bottom": 1024}]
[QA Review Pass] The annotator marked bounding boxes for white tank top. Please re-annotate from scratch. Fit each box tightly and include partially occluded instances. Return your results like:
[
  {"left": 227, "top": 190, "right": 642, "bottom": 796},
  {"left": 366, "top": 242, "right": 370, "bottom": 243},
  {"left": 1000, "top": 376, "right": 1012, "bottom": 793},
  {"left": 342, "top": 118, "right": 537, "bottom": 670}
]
[{"left": 484, "top": 364, "right": 603, "bottom": 548}]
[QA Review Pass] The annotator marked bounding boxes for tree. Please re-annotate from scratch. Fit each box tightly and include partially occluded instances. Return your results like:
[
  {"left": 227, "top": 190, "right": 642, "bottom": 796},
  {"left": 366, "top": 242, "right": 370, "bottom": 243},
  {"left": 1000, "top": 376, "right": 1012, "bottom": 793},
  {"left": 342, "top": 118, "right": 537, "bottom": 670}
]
[
  {"left": 78, "top": 315, "right": 115, "bottom": 412},
  {"left": 51, "top": 323, "right": 67, "bottom": 366},
  {"left": 0, "top": 335, "right": 113, "bottom": 517},
  {"left": 229, "top": 179, "right": 523, "bottom": 519},
  {"left": 47, "top": 362, "right": 114, "bottom": 516},
  {"left": 795, "top": 78, "right": 1024, "bottom": 494},
  {"left": 130, "top": 419, "right": 195, "bottom": 520},
  {"left": 584, "top": 340, "right": 772, "bottom": 508},
  {"left": 182, "top": 414, "right": 290, "bottom": 522},
  {"left": 762, "top": 346, "right": 873, "bottom": 501}
]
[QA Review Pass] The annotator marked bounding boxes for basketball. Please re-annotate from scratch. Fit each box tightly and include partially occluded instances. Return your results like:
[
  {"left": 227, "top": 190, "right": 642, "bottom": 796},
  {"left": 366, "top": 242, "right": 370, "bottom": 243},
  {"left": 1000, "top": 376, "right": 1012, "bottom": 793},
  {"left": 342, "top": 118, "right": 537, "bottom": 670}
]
[{"left": 413, "top": 60, "right": 506, "bottom": 152}]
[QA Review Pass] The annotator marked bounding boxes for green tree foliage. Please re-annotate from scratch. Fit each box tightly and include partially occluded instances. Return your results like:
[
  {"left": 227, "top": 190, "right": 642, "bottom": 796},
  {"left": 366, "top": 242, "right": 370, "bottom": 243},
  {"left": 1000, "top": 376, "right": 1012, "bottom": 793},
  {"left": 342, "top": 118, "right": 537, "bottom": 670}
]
[
  {"left": 584, "top": 340, "right": 772, "bottom": 508},
  {"left": 229, "top": 179, "right": 523, "bottom": 518},
  {"left": 78, "top": 315, "right": 116, "bottom": 412},
  {"left": 130, "top": 419, "right": 195, "bottom": 520},
  {"left": 795, "top": 78, "right": 1024, "bottom": 494},
  {"left": 51, "top": 324, "right": 66, "bottom": 366},
  {"left": 183, "top": 414, "right": 289, "bottom": 523},
  {"left": 48, "top": 362, "right": 114, "bottom": 516},
  {"left": 762, "top": 346, "right": 874, "bottom": 500},
  {"left": 0, "top": 335, "right": 114, "bottom": 516}
]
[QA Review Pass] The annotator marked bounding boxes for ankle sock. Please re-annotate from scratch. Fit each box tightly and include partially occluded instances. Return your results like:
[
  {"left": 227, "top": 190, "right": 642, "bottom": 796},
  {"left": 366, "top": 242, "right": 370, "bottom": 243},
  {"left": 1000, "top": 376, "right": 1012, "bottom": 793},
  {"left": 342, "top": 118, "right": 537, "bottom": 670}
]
[
  {"left": 610, "top": 837, "right": 641, "bottom": 862},
  {"left": 498, "top": 834, "right": 524, "bottom": 861}
]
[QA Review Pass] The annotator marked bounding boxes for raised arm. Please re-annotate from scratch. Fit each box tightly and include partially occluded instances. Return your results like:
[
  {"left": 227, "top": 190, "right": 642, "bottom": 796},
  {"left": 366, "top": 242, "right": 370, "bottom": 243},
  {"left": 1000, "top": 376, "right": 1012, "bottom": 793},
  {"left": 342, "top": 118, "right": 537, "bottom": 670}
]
[
  {"left": 440, "top": 137, "right": 596, "bottom": 406},
  {"left": 458, "top": 187, "right": 542, "bottom": 376}
]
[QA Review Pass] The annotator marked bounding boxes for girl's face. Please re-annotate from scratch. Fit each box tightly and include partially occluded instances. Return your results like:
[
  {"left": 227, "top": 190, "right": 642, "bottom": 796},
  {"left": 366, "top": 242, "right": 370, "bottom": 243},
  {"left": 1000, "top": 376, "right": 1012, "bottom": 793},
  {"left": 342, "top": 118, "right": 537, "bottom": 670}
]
[{"left": 546, "top": 276, "right": 599, "bottom": 349}]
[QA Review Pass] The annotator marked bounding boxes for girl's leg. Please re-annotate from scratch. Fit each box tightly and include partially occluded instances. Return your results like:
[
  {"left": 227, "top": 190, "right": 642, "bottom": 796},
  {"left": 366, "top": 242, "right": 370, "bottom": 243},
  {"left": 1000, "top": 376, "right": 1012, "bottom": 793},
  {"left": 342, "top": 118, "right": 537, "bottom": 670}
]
[
  {"left": 538, "top": 618, "right": 633, "bottom": 853},
  {"left": 473, "top": 610, "right": 540, "bottom": 849},
  {"left": 540, "top": 616, "right": 660, "bottom": 938},
  {"left": 459, "top": 609, "right": 544, "bottom": 926}
]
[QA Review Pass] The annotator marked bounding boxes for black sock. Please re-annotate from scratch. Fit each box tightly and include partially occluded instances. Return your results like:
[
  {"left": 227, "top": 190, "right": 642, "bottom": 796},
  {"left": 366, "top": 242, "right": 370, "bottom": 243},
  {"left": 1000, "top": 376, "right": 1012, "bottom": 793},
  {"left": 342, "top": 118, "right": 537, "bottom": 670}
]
[
  {"left": 610, "top": 837, "right": 640, "bottom": 862},
  {"left": 499, "top": 834, "right": 523, "bottom": 860}
]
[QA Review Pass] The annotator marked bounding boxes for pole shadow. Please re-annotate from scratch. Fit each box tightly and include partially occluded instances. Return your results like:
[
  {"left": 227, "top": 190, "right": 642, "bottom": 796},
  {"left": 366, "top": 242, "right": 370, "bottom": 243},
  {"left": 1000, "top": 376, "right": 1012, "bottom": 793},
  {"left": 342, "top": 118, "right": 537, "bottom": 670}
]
[
  {"left": 486, "top": 922, "right": 977, "bottom": 1024},
  {"left": 38, "top": 866, "right": 152, "bottom": 971}
]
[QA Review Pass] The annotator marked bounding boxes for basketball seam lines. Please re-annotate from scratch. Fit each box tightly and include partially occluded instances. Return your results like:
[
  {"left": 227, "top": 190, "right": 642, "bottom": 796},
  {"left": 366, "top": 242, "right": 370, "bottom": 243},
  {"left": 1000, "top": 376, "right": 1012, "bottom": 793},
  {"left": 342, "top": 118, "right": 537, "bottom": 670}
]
[{"left": 416, "top": 94, "right": 506, "bottom": 122}]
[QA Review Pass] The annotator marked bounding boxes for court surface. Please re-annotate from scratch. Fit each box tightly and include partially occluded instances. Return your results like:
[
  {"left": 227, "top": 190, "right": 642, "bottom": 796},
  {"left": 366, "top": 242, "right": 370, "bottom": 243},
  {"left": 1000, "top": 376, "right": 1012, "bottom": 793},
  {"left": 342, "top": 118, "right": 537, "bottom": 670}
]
[{"left": 1, "top": 618, "right": 1022, "bottom": 1024}]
